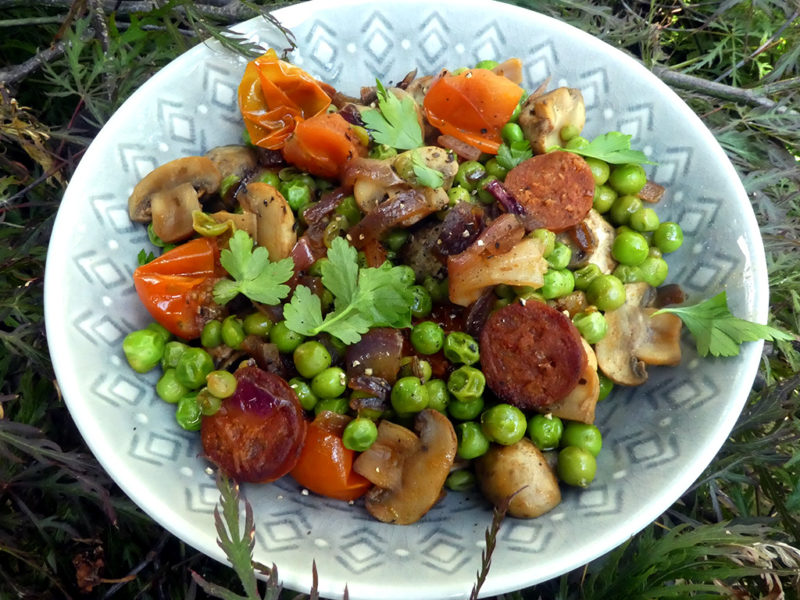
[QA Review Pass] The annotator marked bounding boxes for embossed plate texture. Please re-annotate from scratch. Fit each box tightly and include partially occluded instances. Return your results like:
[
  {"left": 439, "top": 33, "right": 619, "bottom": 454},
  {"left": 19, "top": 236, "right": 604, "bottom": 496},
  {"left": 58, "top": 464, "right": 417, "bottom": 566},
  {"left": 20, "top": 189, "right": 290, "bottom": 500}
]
[{"left": 44, "top": 1, "right": 768, "bottom": 598}]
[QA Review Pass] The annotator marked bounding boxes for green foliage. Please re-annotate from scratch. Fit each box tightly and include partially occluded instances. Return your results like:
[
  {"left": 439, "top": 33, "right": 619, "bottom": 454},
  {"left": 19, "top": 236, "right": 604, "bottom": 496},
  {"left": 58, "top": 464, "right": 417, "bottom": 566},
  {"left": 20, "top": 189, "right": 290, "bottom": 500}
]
[{"left": 1, "top": 0, "right": 799, "bottom": 598}]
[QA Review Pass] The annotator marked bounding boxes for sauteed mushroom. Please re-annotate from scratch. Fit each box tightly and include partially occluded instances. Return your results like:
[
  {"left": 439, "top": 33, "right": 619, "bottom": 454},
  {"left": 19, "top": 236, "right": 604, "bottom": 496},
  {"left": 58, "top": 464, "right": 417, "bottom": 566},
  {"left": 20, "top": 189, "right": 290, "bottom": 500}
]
[
  {"left": 205, "top": 145, "right": 258, "bottom": 179},
  {"left": 237, "top": 182, "right": 297, "bottom": 260},
  {"left": 518, "top": 87, "right": 586, "bottom": 154}
]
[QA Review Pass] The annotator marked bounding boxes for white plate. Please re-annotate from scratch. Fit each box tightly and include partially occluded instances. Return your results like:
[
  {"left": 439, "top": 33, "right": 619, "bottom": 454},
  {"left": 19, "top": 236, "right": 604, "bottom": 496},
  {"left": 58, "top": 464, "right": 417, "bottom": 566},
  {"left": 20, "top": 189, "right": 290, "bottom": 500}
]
[{"left": 44, "top": 1, "right": 768, "bottom": 598}]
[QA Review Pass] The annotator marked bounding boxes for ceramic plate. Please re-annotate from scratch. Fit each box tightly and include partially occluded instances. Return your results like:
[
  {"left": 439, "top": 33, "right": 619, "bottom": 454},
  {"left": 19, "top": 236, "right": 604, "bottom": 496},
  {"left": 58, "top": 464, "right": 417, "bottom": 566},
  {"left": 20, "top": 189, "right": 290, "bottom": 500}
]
[{"left": 44, "top": 0, "right": 768, "bottom": 598}]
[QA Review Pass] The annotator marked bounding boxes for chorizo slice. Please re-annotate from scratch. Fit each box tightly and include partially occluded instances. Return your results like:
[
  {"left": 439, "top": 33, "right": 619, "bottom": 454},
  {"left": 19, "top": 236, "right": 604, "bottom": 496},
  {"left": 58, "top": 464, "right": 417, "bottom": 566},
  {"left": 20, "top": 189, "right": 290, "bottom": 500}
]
[
  {"left": 503, "top": 151, "right": 594, "bottom": 233},
  {"left": 201, "top": 366, "right": 307, "bottom": 483},
  {"left": 480, "top": 301, "right": 587, "bottom": 409}
]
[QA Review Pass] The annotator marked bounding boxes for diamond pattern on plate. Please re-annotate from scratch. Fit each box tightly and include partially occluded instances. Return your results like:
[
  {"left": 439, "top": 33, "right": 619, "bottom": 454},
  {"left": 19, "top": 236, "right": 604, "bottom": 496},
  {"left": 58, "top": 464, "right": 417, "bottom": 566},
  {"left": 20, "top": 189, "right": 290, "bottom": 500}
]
[
  {"left": 91, "top": 372, "right": 150, "bottom": 408},
  {"left": 576, "top": 483, "right": 623, "bottom": 517},
  {"left": 502, "top": 519, "right": 553, "bottom": 553},
  {"left": 578, "top": 68, "right": 610, "bottom": 110},
  {"left": 203, "top": 63, "right": 240, "bottom": 116},
  {"left": 419, "top": 12, "right": 451, "bottom": 70},
  {"left": 524, "top": 41, "right": 557, "bottom": 85},
  {"left": 678, "top": 251, "right": 738, "bottom": 293},
  {"left": 616, "top": 104, "right": 655, "bottom": 144},
  {"left": 361, "top": 11, "right": 395, "bottom": 74},
  {"left": 419, "top": 528, "right": 471, "bottom": 573},
  {"left": 337, "top": 528, "right": 388, "bottom": 573},
  {"left": 661, "top": 373, "right": 720, "bottom": 412},
  {"left": 185, "top": 481, "right": 220, "bottom": 514},
  {"left": 617, "top": 430, "right": 680, "bottom": 470},
  {"left": 74, "top": 250, "right": 127, "bottom": 289},
  {"left": 304, "top": 22, "right": 341, "bottom": 77},
  {"left": 129, "top": 430, "right": 192, "bottom": 466},
  {"left": 256, "top": 509, "right": 310, "bottom": 552},
  {"left": 90, "top": 193, "right": 136, "bottom": 233},
  {"left": 673, "top": 195, "right": 721, "bottom": 235},
  {"left": 73, "top": 310, "right": 136, "bottom": 346},
  {"left": 652, "top": 146, "right": 694, "bottom": 187},
  {"left": 118, "top": 143, "right": 158, "bottom": 179},
  {"left": 471, "top": 21, "right": 505, "bottom": 65}
]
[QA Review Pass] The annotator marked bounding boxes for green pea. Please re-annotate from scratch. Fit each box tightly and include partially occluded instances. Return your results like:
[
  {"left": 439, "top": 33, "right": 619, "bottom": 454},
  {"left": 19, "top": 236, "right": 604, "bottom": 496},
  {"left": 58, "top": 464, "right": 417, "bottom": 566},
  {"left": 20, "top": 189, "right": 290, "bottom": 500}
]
[
  {"left": 608, "top": 163, "right": 647, "bottom": 195},
  {"left": 494, "top": 297, "right": 513, "bottom": 310},
  {"left": 122, "top": 329, "right": 166, "bottom": 373},
  {"left": 175, "top": 393, "right": 202, "bottom": 431},
  {"left": 612, "top": 230, "right": 649, "bottom": 266},
  {"left": 476, "top": 174, "right": 498, "bottom": 204},
  {"left": 598, "top": 372, "right": 614, "bottom": 401},
  {"left": 308, "top": 257, "right": 329, "bottom": 278},
  {"left": 562, "top": 422, "right": 603, "bottom": 457},
  {"left": 145, "top": 322, "right": 171, "bottom": 344},
  {"left": 639, "top": 256, "right": 669, "bottom": 287},
  {"left": 410, "top": 321, "right": 445, "bottom": 355},
  {"left": 335, "top": 194, "right": 361, "bottom": 226},
  {"left": 280, "top": 181, "right": 313, "bottom": 213},
  {"left": 572, "top": 311, "right": 608, "bottom": 344},
  {"left": 443, "top": 332, "right": 480, "bottom": 365},
  {"left": 206, "top": 370, "right": 237, "bottom": 399},
  {"left": 541, "top": 268, "right": 575, "bottom": 300},
  {"left": 289, "top": 377, "right": 318, "bottom": 411},
  {"left": 399, "top": 357, "right": 433, "bottom": 383},
  {"left": 559, "top": 124, "right": 581, "bottom": 142},
  {"left": 501, "top": 122, "right": 525, "bottom": 145},
  {"left": 494, "top": 284, "right": 515, "bottom": 300},
  {"left": 175, "top": 347, "right": 214, "bottom": 389},
  {"left": 593, "top": 184, "right": 618, "bottom": 214},
  {"left": 257, "top": 170, "right": 280, "bottom": 187},
  {"left": 243, "top": 312, "right": 272, "bottom": 337},
  {"left": 197, "top": 388, "right": 222, "bottom": 416},
  {"left": 383, "top": 228, "right": 409, "bottom": 252},
  {"left": 557, "top": 446, "right": 597, "bottom": 487},
  {"left": 293, "top": 341, "right": 332, "bottom": 378},
  {"left": 456, "top": 422, "right": 490, "bottom": 459},
  {"left": 455, "top": 160, "right": 486, "bottom": 191},
  {"left": 448, "top": 395, "right": 484, "bottom": 420},
  {"left": 311, "top": 367, "right": 347, "bottom": 399},
  {"left": 423, "top": 275, "right": 449, "bottom": 303},
  {"left": 447, "top": 185, "right": 472, "bottom": 206},
  {"left": 201, "top": 320, "right": 223, "bottom": 348},
  {"left": 445, "top": 469, "right": 477, "bottom": 492},
  {"left": 342, "top": 417, "right": 379, "bottom": 452},
  {"left": 314, "top": 397, "right": 349, "bottom": 416},
  {"left": 574, "top": 263, "right": 601, "bottom": 291},
  {"left": 514, "top": 286, "right": 543, "bottom": 302},
  {"left": 475, "top": 59, "right": 499, "bottom": 69},
  {"left": 480, "top": 404, "right": 527, "bottom": 445},
  {"left": 370, "top": 144, "right": 397, "bottom": 160},
  {"left": 447, "top": 365, "right": 485, "bottom": 402},
  {"left": 156, "top": 368, "right": 189, "bottom": 404},
  {"left": 629, "top": 207, "right": 660, "bottom": 232},
  {"left": 586, "top": 274, "right": 626, "bottom": 312},
  {"left": 565, "top": 136, "right": 589, "bottom": 150},
  {"left": 609, "top": 194, "right": 643, "bottom": 226},
  {"left": 391, "top": 376, "right": 429, "bottom": 414},
  {"left": 653, "top": 222, "right": 684, "bottom": 254},
  {"left": 530, "top": 228, "right": 556, "bottom": 258},
  {"left": 649, "top": 246, "right": 663, "bottom": 259},
  {"left": 161, "top": 340, "right": 189, "bottom": 370},
  {"left": 527, "top": 414, "right": 564, "bottom": 450},
  {"left": 270, "top": 321, "right": 305, "bottom": 354},
  {"left": 395, "top": 264, "right": 416, "bottom": 286},
  {"left": 583, "top": 157, "right": 610, "bottom": 185},
  {"left": 410, "top": 285, "right": 433, "bottom": 318},
  {"left": 547, "top": 242, "right": 572, "bottom": 270},
  {"left": 221, "top": 316, "right": 245, "bottom": 349},
  {"left": 612, "top": 264, "right": 643, "bottom": 284},
  {"left": 424, "top": 379, "right": 449, "bottom": 413},
  {"left": 484, "top": 157, "right": 508, "bottom": 179}
]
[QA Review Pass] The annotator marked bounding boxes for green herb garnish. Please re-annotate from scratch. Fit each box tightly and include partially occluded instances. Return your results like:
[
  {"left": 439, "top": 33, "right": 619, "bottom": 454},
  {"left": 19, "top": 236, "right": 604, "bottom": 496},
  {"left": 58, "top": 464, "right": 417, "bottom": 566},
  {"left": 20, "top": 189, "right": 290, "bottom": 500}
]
[
  {"left": 561, "top": 131, "right": 656, "bottom": 165},
  {"left": 411, "top": 150, "right": 445, "bottom": 188},
  {"left": 283, "top": 237, "right": 415, "bottom": 344},
  {"left": 361, "top": 79, "right": 424, "bottom": 150},
  {"left": 653, "top": 291, "right": 793, "bottom": 357},
  {"left": 137, "top": 249, "right": 155, "bottom": 265},
  {"left": 212, "top": 230, "right": 294, "bottom": 306},
  {"left": 496, "top": 139, "right": 533, "bottom": 170}
]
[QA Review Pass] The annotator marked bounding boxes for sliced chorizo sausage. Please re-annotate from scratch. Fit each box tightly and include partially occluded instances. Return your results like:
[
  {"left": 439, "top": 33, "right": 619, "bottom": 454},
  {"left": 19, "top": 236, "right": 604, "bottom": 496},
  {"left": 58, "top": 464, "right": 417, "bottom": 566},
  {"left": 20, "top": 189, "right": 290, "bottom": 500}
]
[
  {"left": 201, "top": 366, "right": 307, "bottom": 482},
  {"left": 480, "top": 301, "right": 587, "bottom": 409},
  {"left": 503, "top": 151, "right": 594, "bottom": 233}
]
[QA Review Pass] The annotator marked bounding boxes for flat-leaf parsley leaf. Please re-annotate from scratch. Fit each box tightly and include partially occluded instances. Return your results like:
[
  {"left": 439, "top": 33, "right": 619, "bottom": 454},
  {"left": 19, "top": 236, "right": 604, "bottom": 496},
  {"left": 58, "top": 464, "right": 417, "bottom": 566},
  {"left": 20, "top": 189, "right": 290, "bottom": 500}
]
[
  {"left": 283, "top": 237, "right": 415, "bottom": 344},
  {"left": 212, "top": 230, "right": 294, "bottom": 306},
  {"left": 653, "top": 291, "right": 793, "bottom": 357},
  {"left": 497, "top": 139, "right": 532, "bottom": 170},
  {"left": 361, "top": 79, "right": 424, "bottom": 151},
  {"left": 560, "top": 131, "right": 656, "bottom": 165},
  {"left": 411, "top": 150, "right": 445, "bottom": 188}
]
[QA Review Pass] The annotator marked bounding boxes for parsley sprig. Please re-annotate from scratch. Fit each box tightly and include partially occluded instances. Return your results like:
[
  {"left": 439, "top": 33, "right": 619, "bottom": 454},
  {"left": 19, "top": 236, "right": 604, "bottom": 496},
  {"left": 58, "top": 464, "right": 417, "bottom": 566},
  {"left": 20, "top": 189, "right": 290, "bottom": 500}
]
[
  {"left": 560, "top": 131, "right": 656, "bottom": 165},
  {"left": 411, "top": 150, "right": 445, "bottom": 188},
  {"left": 283, "top": 237, "right": 415, "bottom": 344},
  {"left": 497, "top": 139, "right": 533, "bottom": 170},
  {"left": 653, "top": 291, "right": 793, "bottom": 357},
  {"left": 361, "top": 79, "right": 424, "bottom": 150},
  {"left": 212, "top": 230, "right": 294, "bottom": 306}
]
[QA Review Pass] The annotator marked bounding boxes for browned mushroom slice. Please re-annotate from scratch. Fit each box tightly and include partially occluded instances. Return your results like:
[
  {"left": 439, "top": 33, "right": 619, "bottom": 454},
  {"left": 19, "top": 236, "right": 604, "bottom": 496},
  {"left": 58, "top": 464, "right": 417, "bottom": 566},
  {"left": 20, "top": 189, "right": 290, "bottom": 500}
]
[
  {"left": 548, "top": 338, "right": 599, "bottom": 424},
  {"left": 475, "top": 437, "right": 561, "bottom": 518},
  {"left": 150, "top": 182, "right": 202, "bottom": 242},
  {"left": 205, "top": 145, "right": 258, "bottom": 179},
  {"left": 518, "top": 87, "right": 586, "bottom": 154},
  {"left": 491, "top": 58, "right": 523, "bottom": 84},
  {"left": 209, "top": 210, "right": 259, "bottom": 241},
  {"left": 595, "top": 283, "right": 682, "bottom": 385},
  {"left": 128, "top": 156, "right": 221, "bottom": 223},
  {"left": 353, "top": 409, "right": 457, "bottom": 525},
  {"left": 238, "top": 182, "right": 297, "bottom": 260}
]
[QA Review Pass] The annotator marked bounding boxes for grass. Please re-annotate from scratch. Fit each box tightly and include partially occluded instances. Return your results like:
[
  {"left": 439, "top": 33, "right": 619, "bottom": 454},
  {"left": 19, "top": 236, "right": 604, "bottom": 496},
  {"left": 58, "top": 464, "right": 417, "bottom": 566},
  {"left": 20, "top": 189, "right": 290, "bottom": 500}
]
[{"left": 1, "top": 0, "right": 799, "bottom": 598}]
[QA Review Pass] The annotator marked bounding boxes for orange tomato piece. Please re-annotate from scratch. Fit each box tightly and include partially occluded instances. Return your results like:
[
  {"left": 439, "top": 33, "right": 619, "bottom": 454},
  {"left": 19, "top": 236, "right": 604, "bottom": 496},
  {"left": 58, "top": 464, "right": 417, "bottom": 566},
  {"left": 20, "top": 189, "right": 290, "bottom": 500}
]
[
  {"left": 132, "top": 237, "right": 220, "bottom": 339},
  {"left": 238, "top": 49, "right": 332, "bottom": 150},
  {"left": 282, "top": 112, "right": 368, "bottom": 179},
  {"left": 290, "top": 414, "right": 371, "bottom": 501},
  {"left": 423, "top": 69, "right": 524, "bottom": 154}
]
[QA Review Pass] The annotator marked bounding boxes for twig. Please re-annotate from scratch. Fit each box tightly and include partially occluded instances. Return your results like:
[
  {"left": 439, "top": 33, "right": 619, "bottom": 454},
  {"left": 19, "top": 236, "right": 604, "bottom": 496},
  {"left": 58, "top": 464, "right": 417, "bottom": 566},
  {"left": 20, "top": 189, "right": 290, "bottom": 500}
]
[
  {"left": 0, "top": 41, "right": 66, "bottom": 87},
  {"left": 89, "top": 0, "right": 110, "bottom": 52},
  {"left": 0, "top": 0, "right": 267, "bottom": 22},
  {"left": 0, "top": 15, "right": 64, "bottom": 26},
  {"left": 652, "top": 65, "right": 780, "bottom": 110}
]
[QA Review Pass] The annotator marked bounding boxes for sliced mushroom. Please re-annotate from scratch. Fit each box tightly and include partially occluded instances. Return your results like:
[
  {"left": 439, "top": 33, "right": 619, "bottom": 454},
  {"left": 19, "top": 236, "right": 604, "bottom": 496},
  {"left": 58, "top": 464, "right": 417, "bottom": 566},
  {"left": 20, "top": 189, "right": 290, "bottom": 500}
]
[
  {"left": 393, "top": 146, "right": 458, "bottom": 190},
  {"left": 205, "top": 145, "right": 258, "bottom": 179},
  {"left": 475, "top": 437, "right": 561, "bottom": 518},
  {"left": 210, "top": 210, "right": 259, "bottom": 241},
  {"left": 128, "top": 156, "right": 221, "bottom": 223},
  {"left": 584, "top": 208, "right": 617, "bottom": 274},
  {"left": 518, "top": 87, "right": 585, "bottom": 154},
  {"left": 595, "top": 282, "right": 683, "bottom": 385},
  {"left": 548, "top": 338, "right": 599, "bottom": 424},
  {"left": 150, "top": 182, "right": 202, "bottom": 242},
  {"left": 491, "top": 57, "right": 523, "bottom": 84},
  {"left": 238, "top": 182, "right": 297, "bottom": 260},
  {"left": 353, "top": 409, "right": 457, "bottom": 525}
]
